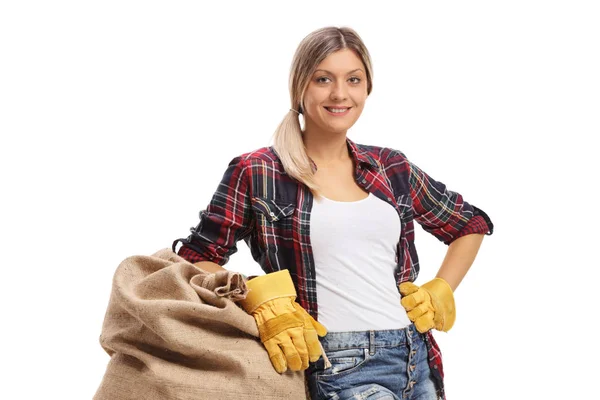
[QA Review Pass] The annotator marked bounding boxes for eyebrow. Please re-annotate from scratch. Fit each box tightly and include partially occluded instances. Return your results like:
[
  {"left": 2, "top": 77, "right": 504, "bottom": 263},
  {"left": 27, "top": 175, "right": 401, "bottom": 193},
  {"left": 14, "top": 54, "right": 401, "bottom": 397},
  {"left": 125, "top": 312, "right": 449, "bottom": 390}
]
[{"left": 314, "top": 68, "right": 364, "bottom": 75}]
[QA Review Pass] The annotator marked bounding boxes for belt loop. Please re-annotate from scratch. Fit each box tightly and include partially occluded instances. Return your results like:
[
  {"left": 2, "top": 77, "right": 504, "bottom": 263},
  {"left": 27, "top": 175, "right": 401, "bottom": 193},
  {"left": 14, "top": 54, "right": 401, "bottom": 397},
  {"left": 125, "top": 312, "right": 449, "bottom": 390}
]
[{"left": 369, "top": 330, "right": 375, "bottom": 355}]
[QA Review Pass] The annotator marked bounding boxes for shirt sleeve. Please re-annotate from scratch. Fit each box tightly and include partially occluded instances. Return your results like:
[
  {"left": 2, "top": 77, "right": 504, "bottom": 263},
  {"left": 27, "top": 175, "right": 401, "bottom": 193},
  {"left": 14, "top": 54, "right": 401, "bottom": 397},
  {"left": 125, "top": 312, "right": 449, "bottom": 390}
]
[
  {"left": 397, "top": 150, "right": 494, "bottom": 245},
  {"left": 172, "top": 155, "right": 255, "bottom": 265}
]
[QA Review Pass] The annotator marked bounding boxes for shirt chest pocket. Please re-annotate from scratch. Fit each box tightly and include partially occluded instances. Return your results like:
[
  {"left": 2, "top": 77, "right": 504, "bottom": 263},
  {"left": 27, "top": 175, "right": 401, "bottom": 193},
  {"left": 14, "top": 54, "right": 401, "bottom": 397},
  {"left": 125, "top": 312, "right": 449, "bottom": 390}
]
[
  {"left": 251, "top": 196, "right": 296, "bottom": 251},
  {"left": 252, "top": 196, "right": 295, "bottom": 222}
]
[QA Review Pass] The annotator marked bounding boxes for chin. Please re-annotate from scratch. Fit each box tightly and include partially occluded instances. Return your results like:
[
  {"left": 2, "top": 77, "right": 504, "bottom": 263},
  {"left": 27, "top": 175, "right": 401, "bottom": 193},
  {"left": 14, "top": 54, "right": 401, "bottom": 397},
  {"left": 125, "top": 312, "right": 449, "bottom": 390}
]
[{"left": 326, "top": 125, "right": 353, "bottom": 134}]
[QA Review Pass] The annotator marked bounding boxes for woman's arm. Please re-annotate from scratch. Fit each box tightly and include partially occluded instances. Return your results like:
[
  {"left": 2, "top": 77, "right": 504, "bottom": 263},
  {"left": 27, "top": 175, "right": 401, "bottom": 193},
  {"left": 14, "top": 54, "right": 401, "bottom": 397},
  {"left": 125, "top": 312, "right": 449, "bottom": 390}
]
[
  {"left": 435, "top": 233, "right": 485, "bottom": 291},
  {"left": 399, "top": 233, "right": 486, "bottom": 332},
  {"left": 193, "top": 261, "right": 228, "bottom": 273},
  {"left": 172, "top": 155, "right": 254, "bottom": 266},
  {"left": 386, "top": 149, "right": 493, "bottom": 245}
]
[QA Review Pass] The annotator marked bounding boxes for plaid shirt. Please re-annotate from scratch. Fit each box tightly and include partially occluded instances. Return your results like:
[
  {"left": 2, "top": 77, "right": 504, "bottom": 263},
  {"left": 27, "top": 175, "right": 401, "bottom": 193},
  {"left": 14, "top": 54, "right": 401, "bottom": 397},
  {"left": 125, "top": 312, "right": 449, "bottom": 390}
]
[{"left": 172, "top": 137, "right": 494, "bottom": 399}]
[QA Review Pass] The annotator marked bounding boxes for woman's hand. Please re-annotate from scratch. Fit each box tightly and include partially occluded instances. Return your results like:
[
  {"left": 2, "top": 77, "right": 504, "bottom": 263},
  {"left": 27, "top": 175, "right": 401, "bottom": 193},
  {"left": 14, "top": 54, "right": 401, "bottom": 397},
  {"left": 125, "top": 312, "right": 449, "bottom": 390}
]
[
  {"left": 238, "top": 270, "right": 327, "bottom": 373},
  {"left": 399, "top": 278, "right": 456, "bottom": 333}
]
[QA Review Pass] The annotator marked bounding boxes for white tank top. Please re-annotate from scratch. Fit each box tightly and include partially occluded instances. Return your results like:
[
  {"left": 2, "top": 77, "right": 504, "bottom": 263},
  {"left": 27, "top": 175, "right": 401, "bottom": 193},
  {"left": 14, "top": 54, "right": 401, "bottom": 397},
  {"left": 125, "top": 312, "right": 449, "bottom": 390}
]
[{"left": 310, "top": 192, "right": 412, "bottom": 332}]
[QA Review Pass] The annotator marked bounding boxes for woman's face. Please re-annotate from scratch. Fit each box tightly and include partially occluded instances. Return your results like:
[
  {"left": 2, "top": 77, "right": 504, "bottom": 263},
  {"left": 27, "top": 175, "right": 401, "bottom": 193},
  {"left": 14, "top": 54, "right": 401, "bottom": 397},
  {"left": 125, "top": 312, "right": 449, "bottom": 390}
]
[{"left": 302, "top": 48, "right": 368, "bottom": 135}]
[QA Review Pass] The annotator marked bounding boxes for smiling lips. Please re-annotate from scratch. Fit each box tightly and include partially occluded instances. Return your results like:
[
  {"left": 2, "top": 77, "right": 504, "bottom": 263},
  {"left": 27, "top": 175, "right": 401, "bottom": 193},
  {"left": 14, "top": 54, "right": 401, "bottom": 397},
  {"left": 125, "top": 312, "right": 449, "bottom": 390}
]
[{"left": 324, "top": 106, "right": 351, "bottom": 115}]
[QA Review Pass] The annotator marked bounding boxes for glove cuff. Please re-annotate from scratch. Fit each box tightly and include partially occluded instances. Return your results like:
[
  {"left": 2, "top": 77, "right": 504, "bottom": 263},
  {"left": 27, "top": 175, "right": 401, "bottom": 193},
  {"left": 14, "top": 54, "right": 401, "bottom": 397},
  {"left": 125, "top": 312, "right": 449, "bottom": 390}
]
[
  {"left": 239, "top": 270, "right": 296, "bottom": 314},
  {"left": 422, "top": 277, "right": 453, "bottom": 296}
]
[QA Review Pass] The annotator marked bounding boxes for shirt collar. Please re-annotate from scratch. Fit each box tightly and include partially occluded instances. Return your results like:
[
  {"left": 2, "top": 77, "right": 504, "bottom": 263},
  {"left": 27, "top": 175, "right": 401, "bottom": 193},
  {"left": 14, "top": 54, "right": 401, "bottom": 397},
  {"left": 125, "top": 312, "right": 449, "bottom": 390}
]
[{"left": 346, "top": 137, "right": 379, "bottom": 170}]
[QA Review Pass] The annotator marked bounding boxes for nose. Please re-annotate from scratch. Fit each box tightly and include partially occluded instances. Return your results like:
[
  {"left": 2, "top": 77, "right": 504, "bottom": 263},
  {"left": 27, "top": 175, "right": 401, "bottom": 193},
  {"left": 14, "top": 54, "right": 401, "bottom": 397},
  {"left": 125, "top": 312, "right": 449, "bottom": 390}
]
[{"left": 330, "top": 81, "right": 348, "bottom": 101}]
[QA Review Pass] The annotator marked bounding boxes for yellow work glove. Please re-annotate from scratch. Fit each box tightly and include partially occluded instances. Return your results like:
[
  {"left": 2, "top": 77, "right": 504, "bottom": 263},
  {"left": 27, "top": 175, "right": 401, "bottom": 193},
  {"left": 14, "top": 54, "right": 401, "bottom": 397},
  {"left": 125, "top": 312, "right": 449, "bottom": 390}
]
[
  {"left": 294, "top": 302, "right": 329, "bottom": 364},
  {"left": 399, "top": 277, "right": 456, "bottom": 333},
  {"left": 238, "top": 270, "right": 327, "bottom": 373}
]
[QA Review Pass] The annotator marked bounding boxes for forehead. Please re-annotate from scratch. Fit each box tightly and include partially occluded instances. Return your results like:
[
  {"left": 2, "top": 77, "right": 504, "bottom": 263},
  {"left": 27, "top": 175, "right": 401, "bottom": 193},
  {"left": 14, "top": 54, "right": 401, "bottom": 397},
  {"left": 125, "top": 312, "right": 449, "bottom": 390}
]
[{"left": 314, "top": 49, "right": 364, "bottom": 74}]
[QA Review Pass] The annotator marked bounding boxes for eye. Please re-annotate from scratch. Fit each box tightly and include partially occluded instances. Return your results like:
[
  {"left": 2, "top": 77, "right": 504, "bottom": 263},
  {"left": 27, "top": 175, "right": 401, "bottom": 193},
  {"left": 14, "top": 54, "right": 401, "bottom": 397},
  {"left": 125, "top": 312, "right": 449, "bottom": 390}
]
[
  {"left": 316, "top": 76, "right": 362, "bottom": 84},
  {"left": 316, "top": 76, "right": 362, "bottom": 85}
]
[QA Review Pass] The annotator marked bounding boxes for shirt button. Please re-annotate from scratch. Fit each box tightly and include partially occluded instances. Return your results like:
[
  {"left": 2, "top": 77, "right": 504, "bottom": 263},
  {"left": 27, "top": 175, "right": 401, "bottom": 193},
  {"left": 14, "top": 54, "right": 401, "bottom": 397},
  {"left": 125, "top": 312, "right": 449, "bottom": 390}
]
[
  {"left": 362, "top": 179, "right": 366, "bottom": 183},
  {"left": 387, "top": 197, "right": 392, "bottom": 201},
  {"left": 269, "top": 212, "right": 275, "bottom": 216}
]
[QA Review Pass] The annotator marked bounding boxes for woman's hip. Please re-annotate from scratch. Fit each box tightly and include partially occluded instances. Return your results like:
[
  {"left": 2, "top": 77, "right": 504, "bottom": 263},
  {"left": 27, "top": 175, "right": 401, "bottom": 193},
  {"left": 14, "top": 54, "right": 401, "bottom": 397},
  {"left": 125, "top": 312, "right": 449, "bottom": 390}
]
[{"left": 307, "top": 324, "right": 437, "bottom": 399}]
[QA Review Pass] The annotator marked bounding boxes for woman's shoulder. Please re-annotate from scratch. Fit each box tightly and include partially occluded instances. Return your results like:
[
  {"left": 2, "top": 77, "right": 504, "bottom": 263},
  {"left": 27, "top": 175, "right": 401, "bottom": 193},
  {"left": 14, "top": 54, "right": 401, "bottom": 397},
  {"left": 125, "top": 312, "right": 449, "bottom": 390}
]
[
  {"left": 222, "top": 146, "right": 281, "bottom": 168},
  {"left": 223, "top": 146, "right": 287, "bottom": 178}
]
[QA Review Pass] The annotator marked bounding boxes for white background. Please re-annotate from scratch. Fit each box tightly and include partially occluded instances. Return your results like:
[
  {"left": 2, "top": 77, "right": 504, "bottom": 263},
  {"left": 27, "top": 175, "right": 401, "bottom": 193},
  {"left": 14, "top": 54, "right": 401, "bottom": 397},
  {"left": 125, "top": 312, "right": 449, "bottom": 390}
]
[{"left": 1, "top": 1, "right": 598, "bottom": 399}]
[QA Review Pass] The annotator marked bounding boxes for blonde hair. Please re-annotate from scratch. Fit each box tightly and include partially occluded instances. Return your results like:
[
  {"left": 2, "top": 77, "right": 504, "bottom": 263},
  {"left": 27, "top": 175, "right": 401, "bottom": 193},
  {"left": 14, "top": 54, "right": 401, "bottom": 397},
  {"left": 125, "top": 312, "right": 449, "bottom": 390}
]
[{"left": 271, "top": 26, "right": 374, "bottom": 197}]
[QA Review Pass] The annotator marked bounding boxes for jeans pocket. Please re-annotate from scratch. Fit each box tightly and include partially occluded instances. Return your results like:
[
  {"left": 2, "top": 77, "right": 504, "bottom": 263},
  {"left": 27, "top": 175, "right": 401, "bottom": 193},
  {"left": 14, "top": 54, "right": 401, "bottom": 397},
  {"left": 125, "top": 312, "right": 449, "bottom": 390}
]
[{"left": 317, "top": 347, "right": 370, "bottom": 381}]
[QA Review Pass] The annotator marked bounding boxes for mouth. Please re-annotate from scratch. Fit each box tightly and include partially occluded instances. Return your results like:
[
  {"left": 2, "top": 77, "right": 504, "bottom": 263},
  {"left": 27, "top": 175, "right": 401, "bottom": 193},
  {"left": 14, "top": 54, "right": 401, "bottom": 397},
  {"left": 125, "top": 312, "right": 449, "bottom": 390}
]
[{"left": 323, "top": 106, "right": 352, "bottom": 115}]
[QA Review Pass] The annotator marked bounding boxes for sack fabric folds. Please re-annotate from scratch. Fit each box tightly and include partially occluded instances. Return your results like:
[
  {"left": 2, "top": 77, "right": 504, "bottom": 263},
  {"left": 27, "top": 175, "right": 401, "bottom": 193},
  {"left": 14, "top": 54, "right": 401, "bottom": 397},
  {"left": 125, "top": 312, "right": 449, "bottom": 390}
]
[{"left": 94, "top": 248, "right": 307, "bottom": 400}]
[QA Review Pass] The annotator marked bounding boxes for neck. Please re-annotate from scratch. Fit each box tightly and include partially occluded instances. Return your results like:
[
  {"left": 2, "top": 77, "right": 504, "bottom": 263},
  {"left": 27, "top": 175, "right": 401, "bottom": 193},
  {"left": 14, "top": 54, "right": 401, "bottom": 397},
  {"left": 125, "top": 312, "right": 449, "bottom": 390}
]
[{"left": 302, "top": 125, "right": 350, "bottom": 167}]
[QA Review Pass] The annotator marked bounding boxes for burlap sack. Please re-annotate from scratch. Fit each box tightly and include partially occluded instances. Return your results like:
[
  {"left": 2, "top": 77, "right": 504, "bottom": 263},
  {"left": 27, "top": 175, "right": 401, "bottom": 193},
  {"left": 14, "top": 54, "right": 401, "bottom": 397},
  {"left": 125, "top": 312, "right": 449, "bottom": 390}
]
[{"left": 94, "top": 248, "right": 308, "bottom": 400}]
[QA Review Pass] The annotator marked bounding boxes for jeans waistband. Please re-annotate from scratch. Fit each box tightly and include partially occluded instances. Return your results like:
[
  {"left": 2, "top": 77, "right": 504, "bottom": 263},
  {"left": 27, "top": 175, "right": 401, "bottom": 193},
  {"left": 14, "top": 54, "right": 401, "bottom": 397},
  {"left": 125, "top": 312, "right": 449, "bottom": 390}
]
[{"left": 319, "top": 323, "right": 422, "bottom": 351}]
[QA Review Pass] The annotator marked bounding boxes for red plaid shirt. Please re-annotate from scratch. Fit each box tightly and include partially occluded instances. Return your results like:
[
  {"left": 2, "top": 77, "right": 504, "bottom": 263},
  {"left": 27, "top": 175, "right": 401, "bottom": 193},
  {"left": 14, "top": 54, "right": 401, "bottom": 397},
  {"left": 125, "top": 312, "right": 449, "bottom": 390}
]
[{"left": 173, "top": 137, "right": 494, "bottom": 399}]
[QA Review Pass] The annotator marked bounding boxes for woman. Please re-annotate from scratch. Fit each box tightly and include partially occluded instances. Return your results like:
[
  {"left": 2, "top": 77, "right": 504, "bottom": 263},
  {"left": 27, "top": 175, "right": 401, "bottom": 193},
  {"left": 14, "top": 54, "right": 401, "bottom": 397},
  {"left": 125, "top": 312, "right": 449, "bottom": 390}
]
[{"left": 172, "top": 26, "right": 493, "bottom": 400}]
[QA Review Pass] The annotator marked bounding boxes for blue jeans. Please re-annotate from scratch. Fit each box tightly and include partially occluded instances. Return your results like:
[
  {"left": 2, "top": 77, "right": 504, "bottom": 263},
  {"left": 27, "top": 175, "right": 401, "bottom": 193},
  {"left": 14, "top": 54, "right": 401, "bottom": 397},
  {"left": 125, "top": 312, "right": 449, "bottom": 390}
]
[{"left": 306, "top": 324, "right": 439, "bottom": 400}]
